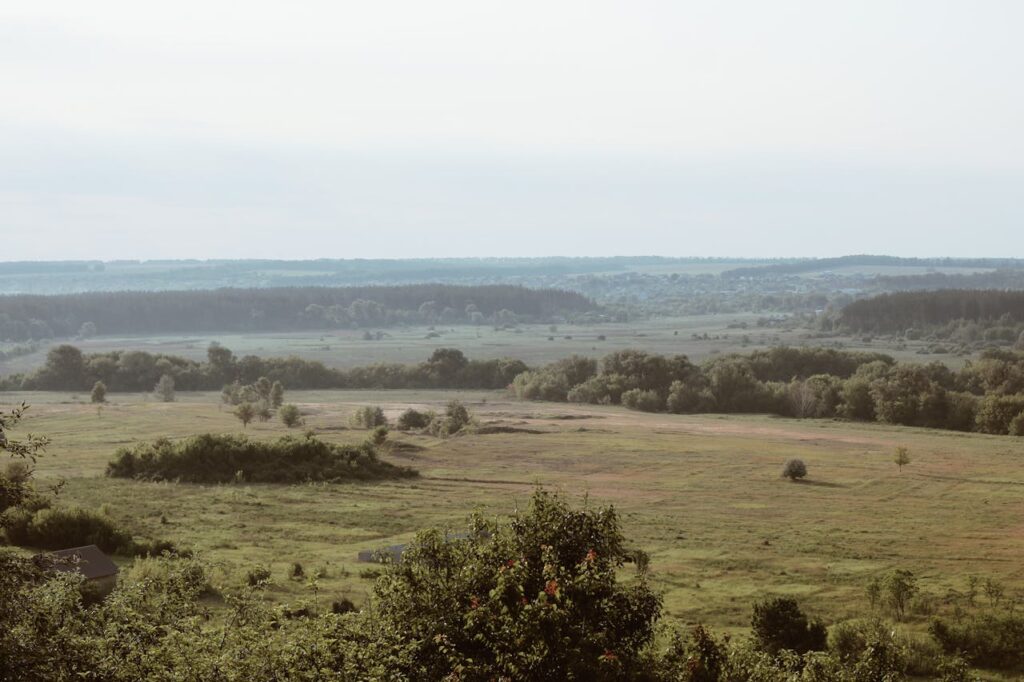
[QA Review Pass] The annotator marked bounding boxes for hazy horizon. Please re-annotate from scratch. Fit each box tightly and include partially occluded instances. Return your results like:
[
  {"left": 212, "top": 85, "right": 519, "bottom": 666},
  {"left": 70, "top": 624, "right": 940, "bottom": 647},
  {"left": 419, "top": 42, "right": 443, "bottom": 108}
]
[{"left": 3, "top": 1, "right": 1023, "bottom": 260}]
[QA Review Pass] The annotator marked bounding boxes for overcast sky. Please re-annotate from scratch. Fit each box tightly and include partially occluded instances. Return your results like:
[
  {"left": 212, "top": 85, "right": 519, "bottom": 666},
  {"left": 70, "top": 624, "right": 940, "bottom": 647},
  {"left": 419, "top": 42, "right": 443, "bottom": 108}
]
[{"left": 2, "top": 1, "right": 1022, "bottom": 260}]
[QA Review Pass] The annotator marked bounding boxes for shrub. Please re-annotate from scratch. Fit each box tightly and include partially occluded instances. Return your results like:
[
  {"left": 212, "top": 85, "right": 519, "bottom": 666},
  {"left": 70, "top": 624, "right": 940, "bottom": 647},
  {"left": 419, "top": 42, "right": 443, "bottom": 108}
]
[
  {"left": 370, "top": 489, "right": 662, "bottom": 679},
  {"left": 18, "top": 507, "right": 132, "bottom": 554},
  {"left": 396, "top": 408, "right": 432, "bottom": 430},
  {"left": 153, "top": 374, "right": 175, "bottom": 402},
  {"left": 331, "top": 598, "right": 357, "bottom": 614},
  {"left": 929, "top": 612, "right": 1024, "bottom": 669},
  {"left": 1009, "top": 411, "right": 1024, "bottom": 436},
  {"left": 351, "top": 406, "right": 387, "bottom": 429},
  {"left": 90, "top": 381, "right": 106, "bottom": 404},
  {"left": 750, "top": 596, "right": 827, "bottom": 655},
  {"left": 781, "top": 458, "right": 807, "bottom": 481},
  {"left": 246, "top": 565, "right": 272, "bottom": 586},
  {"left": 106, "top": 433, "right": 418, "bottom": 484},
  {"left": 371, "top": 426, "right": 389, "bottom": 446},
  {"left": 279, "top": 404, "right": 303, "bottom": 428},
  {"left": 426, "top": 400, "right": 473, "bottom": 437},
  {"left": 620, "top": 388, "right": 664, "bottom": 412}
]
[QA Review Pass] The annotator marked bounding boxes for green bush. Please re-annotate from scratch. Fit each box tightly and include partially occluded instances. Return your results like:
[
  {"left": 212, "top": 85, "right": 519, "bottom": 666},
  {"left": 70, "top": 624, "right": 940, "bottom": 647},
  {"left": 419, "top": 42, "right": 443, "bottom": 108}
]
[
  {"left": 371, "top": 426, "right": 389, "bottom": 446},
  {"left": 750, "top": 596, "right": 827, "bottom": 655},
  {"left": 1008, "top": 411, "right": 1024, "bottom": 436},
  {"left": 13, "top": 507, "right": 133, "bottom": 554},
  {"left": 350, "top": 405, "right": 387, "bottom": 428},
  {"left": 781, "top": 458, "right": 807, "bottom": 481},
  {"left": 278, "top": 404, "right": 302, "bottom": 428},
  {"left": 621, "top": 388, "right": 664, "bottom": 412},
  {"left": 106, "top": 433, "right": 417, "bottom": 484},
  {"left": 426, "top": 400, "right": 472, "bottom": 437},
  {"left": 396, "top": 408, "right": 432, "bottom": 430},
  {"left": 929, "top": 612, "right": 1024, "bottom": 669}
]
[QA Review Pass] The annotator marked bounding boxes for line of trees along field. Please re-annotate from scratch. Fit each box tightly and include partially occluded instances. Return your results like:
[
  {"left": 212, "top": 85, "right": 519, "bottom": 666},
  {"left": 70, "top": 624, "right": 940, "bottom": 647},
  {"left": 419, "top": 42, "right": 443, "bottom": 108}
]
[
  {"left": 513, "top": 346, "right": 1024, "bottom": 436},
  {"left": 8, "top": 343, "right": 1024, "bottom": 436},
  {"left": 0, "top": 284, "right": 595, "bottom": 340}
]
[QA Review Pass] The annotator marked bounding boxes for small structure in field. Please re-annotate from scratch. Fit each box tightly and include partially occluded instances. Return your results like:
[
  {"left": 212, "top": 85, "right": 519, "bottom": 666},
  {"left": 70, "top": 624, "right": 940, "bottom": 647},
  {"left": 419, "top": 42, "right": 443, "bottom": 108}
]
[{"left": 45, "top": 545, "right": 119, "bottom": 598}]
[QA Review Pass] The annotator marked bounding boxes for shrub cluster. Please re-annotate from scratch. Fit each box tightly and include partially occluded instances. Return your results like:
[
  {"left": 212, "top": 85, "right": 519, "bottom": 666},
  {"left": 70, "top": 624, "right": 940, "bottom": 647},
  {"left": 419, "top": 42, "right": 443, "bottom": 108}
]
[{"left": 105, "top": 433, "right": 418, "bottom": 484}]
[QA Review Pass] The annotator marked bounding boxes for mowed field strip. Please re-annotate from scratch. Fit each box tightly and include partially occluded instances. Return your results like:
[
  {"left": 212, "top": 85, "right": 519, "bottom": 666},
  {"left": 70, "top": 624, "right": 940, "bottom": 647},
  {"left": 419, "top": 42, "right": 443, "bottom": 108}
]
[{"left": 10, "top": 389, "right": 1024, "bottom": 634}]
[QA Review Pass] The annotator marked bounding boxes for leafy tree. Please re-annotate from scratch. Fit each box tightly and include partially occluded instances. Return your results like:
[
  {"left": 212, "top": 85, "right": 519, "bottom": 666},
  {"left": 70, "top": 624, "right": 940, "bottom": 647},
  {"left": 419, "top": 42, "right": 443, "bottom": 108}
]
[
  {"left": 750, "top": 597, "right": 827, "bottom": 656},
  {"left": 78, "top": 321, "right": 97, "bottom": 338},
  {"left": 90, "top": 380, "right": 107, "bottom": 404},
  {"left": 279, "top": 404, "right": 302, "bottom": 428},
  {"left": 234, "top": 402, "right": 256, "bottom": 428},
  {"left": 882, "top": 569, "right": 917, "bottom": 621},
  {"left": 153, "top": 374, "right": 175, "bottom": 402},
  {"left": 1009, "top": 411, "right": 1024, "bottom": 437},
  {"left": 781, "top": 458, "right": 807, "bottom": 481},
  {"left": 371, "top": 489, "right": 662, "bottom": 679},
  {"left": 269, "top": 380, "right": 285, "bottom": 408},
  {"left": 371, "top": 425, "right": 389, "bottom": 446},
  {"left": 893, "top": 446, "right": 911, "bottom": 472}
]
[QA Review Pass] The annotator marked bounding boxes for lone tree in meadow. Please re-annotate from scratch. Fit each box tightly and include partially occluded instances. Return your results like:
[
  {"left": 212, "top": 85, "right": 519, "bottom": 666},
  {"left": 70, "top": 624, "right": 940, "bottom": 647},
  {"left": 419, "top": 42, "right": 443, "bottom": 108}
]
[
  {"left": 782, "top": 458, "right": 807, "bottom": 481},
  {"left": 90, "top": 381, "right": 107, "bottom": 404},
  {"left": 893, "top": 446, "right": 910, "bottom": 472},
  {"left": 234, "top": 402, "right": 256, "bottom": 428},
  {"left": 279, "top": 404, "right": 302, "bottom": 428},
  {"left": 154, "top": 374, "right": 176, "bottom": 402}
]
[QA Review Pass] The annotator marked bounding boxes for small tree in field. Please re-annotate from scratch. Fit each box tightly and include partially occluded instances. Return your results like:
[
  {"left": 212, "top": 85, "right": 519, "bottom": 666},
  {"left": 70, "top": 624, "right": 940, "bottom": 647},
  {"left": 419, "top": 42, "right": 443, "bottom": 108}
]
[
  {"left": 270, "top": 381, "right": 285, "bottom": 409},
  {"left": 154, "top": 374, "right": 176, "bottom": 402},
  {"left": 782, "top": 458, "right": 807, "bottom": 481},
  {"left": 371, "top": 425, "right": 389, "bottom": 446},
  {"left": 279, "top": 404, "right": 302, "bottom": 428},
  {"left": 893, "top": 446, "right": 910, "bottom": 472},
  {"left": 90, "top": 381, "right": 107, "bottom": 404},
  {"left": 234, "top": 402, "right": 256, "bottom": 428}
]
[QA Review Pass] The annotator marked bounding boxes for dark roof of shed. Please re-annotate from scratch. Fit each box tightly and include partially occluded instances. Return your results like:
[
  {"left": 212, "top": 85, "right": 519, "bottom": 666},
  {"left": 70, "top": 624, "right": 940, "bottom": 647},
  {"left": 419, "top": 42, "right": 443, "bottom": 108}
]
[{"left": 47, "top": 545, "right": 119, "bottom": 579}]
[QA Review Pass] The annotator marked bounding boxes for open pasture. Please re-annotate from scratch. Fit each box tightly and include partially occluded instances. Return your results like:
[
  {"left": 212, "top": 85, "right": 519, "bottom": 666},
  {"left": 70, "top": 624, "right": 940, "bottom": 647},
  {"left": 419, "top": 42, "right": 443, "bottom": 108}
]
[{"left": 9, "top": 389, "right": 1023, "bottom": 636}]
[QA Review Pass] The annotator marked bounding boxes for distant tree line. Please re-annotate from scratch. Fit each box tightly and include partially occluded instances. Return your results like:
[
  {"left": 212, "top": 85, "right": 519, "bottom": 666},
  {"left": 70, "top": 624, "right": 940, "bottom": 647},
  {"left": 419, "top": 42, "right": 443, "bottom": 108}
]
[
  {"left": 839, "top": 289, "right": 1024, "bottom": 334},
  {"left": 9, "top": 342, "right": 1024, "bottom": 435},
  {"left": 1, "top": 344, "right": 527, "bottom": 393},
  {"left": 0, "top": 284, "right": 594, "bottom": 340},
  {"left": 513, "top": 346, "right": 1024, "bottom": 436},
  {"left": 723, "top": 255, "right": 1024, "bottom": 279}
]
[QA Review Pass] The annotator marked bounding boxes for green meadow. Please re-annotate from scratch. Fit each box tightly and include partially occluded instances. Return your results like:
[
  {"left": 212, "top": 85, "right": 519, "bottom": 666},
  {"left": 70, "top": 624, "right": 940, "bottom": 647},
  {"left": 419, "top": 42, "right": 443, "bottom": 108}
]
[{"left": 11, "top": 388, "right": 1023, "bottom": 641}]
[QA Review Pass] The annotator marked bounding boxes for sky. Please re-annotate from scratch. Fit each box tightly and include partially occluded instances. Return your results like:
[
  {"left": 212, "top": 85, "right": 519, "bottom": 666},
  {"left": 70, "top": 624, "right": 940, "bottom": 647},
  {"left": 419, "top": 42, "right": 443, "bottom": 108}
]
[{"left": 2, "top": 0, "right": 1023, "bottom": 260}]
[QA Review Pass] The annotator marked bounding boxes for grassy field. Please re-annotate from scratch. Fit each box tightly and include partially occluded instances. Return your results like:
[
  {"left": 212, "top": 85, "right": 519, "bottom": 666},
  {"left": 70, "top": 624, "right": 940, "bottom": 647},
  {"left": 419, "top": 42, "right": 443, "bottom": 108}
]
[
  {"left": 0, "top": 314, "right": 971, "bottom": 377},
  {"left": 8, "top": 388, "right": 1023, "bottom": 648}
]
